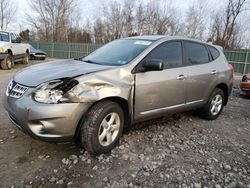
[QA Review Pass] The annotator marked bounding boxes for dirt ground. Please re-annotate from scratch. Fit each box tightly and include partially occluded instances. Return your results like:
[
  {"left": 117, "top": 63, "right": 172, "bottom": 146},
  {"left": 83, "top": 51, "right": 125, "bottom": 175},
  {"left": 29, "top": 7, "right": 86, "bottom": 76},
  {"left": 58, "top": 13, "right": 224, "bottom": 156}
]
[{"left": 0, "top": 60, "right": 250, "bottom": 188}]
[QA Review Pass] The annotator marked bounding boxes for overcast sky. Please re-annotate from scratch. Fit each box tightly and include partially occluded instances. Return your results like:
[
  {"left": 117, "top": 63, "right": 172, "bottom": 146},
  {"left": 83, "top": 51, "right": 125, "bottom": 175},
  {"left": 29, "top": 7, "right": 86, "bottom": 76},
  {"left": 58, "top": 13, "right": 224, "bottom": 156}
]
[
  {"left": 11, "top": 0, "right": 228, "bottom": 31},
  {"left": 10, "top": 0, "right": 249, "bottom": 38}
]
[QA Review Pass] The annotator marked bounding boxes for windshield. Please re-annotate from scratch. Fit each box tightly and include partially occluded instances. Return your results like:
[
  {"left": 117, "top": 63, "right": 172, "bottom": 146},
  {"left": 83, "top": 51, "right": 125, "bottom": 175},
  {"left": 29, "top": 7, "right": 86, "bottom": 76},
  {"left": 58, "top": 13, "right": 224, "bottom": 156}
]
[
  {"left": 30, "top": 46, "right": 36, "bottom": 51},
  {"left": 82, "top": 39, "right": 153, "bottom": 65},
  {"left": 0, "top": 32, "right": 9, "bottom": 42}
]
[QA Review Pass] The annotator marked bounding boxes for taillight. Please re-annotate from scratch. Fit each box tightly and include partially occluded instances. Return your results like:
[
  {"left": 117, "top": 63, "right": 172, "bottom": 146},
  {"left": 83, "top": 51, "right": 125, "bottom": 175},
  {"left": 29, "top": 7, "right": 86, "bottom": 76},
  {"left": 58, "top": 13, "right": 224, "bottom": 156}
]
[
  {"left": 228, "top": 64, "right": 234, "bottom": 81},
  {"left": 228, "top": 64, "right": 234, "bottom": 73}
]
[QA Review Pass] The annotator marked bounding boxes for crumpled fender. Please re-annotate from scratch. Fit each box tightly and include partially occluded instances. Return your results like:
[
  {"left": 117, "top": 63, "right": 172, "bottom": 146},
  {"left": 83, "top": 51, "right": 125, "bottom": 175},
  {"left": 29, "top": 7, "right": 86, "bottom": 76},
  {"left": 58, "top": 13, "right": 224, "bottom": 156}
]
[{"left": 66, "top": 68, "right": 134, "bottom": 103}]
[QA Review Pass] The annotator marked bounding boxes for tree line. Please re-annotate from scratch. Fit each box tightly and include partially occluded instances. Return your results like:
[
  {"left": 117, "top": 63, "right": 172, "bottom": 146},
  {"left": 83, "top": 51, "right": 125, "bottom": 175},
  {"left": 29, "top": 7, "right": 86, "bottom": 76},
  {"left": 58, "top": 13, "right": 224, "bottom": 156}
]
[{"left": 1, "top": 0, "right": 249, "bottom": 49}]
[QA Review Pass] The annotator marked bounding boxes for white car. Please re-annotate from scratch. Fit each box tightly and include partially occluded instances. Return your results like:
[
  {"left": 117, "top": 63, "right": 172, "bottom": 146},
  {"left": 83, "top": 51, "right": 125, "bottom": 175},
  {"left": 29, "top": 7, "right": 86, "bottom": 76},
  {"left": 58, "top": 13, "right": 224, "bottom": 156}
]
[{"left": 0, "top": 31, "right": 30, "bottom": 70}]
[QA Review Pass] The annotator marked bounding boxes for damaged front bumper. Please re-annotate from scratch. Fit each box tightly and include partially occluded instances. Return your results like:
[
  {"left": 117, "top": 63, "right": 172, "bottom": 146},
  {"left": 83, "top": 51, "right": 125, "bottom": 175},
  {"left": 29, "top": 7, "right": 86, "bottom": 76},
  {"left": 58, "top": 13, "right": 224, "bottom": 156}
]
[{"left": 3, "top": 88, "right": 92, "bottom": 142}]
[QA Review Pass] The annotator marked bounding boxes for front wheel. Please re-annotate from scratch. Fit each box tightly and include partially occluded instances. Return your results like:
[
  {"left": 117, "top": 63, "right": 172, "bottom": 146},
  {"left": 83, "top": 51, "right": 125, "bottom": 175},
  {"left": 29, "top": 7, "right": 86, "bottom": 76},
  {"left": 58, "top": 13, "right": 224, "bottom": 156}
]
[
  {"left": 1, "top": 54, "right": 14, "bottom": 70},
  {"left": 79, "top": 100, "right": 124, "bottom": 155},
  {"left": 200, "top": 88, "right": 225, "bottom": 120},
  {"left": 23, "top": 52, "right": 29, "bottom": 64}
]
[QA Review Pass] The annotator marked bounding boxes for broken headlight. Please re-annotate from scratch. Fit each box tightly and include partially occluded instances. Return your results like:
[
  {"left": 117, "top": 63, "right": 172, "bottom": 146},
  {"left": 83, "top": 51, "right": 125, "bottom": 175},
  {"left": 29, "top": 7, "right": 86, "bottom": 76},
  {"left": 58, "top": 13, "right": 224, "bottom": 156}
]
[{"left": 34, "top": 78, "right": 78, "bottom": 104}]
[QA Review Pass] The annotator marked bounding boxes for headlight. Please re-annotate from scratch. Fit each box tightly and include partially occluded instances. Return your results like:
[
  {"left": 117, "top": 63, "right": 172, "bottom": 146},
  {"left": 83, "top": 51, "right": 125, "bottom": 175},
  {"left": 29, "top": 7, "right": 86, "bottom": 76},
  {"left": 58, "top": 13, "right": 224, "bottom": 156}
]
[
  {"left": 0, "top": 47, "right": 5, "bottom": 53},
  {"left": 34, "top": 79, "right": 78, "bottom": 104}
]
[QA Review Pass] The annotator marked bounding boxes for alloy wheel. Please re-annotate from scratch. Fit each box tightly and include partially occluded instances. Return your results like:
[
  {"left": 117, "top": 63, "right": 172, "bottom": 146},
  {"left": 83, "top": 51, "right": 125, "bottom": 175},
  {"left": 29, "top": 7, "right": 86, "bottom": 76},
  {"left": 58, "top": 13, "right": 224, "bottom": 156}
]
[
  {"left": 98, "top": 112, "right": 121, "bottom": 147},
  {"left": 210, "top": 94, "right": 223, "bottom": 116}
]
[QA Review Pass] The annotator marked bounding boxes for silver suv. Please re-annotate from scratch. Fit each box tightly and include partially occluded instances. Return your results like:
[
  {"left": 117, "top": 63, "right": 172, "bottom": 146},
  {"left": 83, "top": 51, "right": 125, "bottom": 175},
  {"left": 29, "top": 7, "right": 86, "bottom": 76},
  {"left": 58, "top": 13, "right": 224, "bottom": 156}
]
[{"left": 3, "top": 36, "right": 233, "bottom": 154}]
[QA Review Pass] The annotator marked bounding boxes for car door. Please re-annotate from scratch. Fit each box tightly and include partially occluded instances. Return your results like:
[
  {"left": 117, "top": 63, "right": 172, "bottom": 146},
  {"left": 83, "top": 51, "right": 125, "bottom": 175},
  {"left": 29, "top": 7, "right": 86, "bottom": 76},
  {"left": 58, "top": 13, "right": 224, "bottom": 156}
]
[
  {"left": 16, "top": 33, "right": 27, "bottom": 55},
  {"left": 134, "top": 41, "right": 188, "bottom": 121},
  {"left": 10, "top": 33, "right": 20, "bottom": 55},
  {"left": 183, "top": 41, "right": 218, "bottom": 106}
]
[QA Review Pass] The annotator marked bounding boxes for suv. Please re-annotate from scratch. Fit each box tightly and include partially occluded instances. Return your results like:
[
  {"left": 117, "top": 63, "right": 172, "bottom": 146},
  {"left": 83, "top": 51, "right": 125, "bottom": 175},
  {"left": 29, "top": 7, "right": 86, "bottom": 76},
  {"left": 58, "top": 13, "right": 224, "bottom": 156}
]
[
  {"left": 0, "top": 31, "right": 30, "bottom": 70},
  {"left": 3, "top": 36, "right": 233, "bottom": 154}
]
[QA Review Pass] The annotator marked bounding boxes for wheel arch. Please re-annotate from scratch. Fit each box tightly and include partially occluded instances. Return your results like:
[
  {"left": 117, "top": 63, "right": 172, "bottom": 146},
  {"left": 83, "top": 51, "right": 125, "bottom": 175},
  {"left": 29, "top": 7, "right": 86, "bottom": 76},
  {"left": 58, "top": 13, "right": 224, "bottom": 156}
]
[
  {"left": 74, "top": 96, "right": 132, "bottom": 141},
  {"left": 215, "top": 83, "right": 229, "bottom": 105},
  {"left": 6, "top": 49, "right": 13, "bottom": 55}
]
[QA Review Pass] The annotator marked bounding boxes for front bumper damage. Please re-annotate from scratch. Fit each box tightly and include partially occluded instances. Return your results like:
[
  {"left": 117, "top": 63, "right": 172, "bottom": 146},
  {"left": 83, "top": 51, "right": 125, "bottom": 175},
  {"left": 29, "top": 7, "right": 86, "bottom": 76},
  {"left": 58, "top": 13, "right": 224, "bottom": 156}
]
[
  {"left": 3, "top": 88, "right": 91, "bottom": 142},
  {"left": 3, "top": 68, "right": 134, "bottom": 142}
]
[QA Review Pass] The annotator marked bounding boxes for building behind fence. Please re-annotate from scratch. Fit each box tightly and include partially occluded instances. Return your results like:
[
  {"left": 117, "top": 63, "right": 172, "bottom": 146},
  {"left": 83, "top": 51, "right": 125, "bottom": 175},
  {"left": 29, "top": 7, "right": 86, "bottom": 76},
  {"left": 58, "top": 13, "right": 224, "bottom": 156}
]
[{"left": 30, "top": 41, "right": 250, "bottom": 74}]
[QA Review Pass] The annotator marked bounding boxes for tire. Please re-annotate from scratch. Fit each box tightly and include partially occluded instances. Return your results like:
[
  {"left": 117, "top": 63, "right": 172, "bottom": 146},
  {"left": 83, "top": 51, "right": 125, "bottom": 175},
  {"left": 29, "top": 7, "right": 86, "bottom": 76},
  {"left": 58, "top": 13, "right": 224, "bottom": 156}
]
[
  {"left": 29, "top": 55, "right": 34, "bottom": 60},
  {"left": 79, "top": 100, "right": 124, "bottom": 155},
  {"left": 1, "top": 54, "right": 14, "bottom": 70},
  {"left": 23, "top": 52, "right": 29, "bottom": 64},
  {"left": 200, "top": 88, "right": 225, "bottom": 120}
]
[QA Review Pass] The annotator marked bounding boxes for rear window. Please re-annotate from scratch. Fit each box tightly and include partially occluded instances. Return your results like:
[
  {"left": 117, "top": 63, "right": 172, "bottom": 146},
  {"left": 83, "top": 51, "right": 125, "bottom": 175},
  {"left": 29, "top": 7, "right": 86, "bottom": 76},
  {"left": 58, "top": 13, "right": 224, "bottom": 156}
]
[
  {"left": 185, "top": 42, "right": 209, "bottom": 65},
  {"left": 208, "top": 46, "right": 220, "bottom": 60}
]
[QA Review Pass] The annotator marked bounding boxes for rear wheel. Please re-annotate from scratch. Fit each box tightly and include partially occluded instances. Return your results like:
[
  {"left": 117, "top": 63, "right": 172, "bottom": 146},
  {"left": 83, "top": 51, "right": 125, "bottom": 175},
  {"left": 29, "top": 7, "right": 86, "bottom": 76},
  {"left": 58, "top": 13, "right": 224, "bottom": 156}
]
[
  {"left": 200, "top": 88, "right": 225, "bottom": 120},
  {"left": 23, "top": 52, "right": 29, "bottom": 64},
  {"left": 79, "top": 100, "right": 124, "bottom": 155},
  {"left": 1, "top": 54, "right": 14, "bottom": 70}
]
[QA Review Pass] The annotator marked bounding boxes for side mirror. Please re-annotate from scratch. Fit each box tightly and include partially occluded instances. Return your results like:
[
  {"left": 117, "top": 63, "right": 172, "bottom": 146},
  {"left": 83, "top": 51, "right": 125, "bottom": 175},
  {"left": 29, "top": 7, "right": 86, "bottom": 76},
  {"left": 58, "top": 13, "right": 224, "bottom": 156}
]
[{"left": 140, "top": 60, "right": 164, "bottom": 72}]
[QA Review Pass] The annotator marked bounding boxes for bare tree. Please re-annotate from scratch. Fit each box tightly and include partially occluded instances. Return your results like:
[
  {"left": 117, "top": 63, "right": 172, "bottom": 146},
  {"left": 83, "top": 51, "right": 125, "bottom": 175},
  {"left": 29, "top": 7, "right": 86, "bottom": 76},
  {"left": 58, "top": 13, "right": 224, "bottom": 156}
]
[
  {"left": 167, "top": 13, "right": 184, "bottom": 36},
  {"left": 122, "top": 0, "right": 134, "bottom": 37},
  {"left": 0, "top": 0, "right": 17, "bottom": 30},
  {"left": 134, "top": 0, "right": 178, "bottom": 36},
  {"left": 93, "top": 19, "right": 106, "bottom": 43},
  {"left": 27, "top": 0, "right": 78, "bottom": 42},
  {"left": 26, "top": 0, "right": 250, "bottom": 49},
  {"left": 210, "top": 0, "right": 248, "bottom": 48},
  {"left": 134, "top": 2, "right": 145, "bottom": 35},
  {"left": 102, "top": 1, "right": 124, "bottom": 41},
  {"left": 184, "top": 1, "right": 208, "bottom": 40}
]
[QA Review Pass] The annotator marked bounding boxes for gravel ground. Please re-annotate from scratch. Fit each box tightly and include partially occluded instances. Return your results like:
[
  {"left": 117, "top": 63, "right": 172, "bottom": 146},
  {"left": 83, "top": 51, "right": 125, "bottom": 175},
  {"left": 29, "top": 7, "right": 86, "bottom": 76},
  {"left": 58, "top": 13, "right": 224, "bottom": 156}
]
[{"left": 0, "top": 60, "right": 250, "bottom": 188}]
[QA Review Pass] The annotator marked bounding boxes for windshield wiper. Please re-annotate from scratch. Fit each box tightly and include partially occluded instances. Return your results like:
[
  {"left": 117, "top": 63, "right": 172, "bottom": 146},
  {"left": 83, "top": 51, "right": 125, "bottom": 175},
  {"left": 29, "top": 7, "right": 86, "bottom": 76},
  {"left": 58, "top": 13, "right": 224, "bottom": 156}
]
[
  {"left": 83, "top": 59, "right": 104, "bottom": 65},
  {"left": 74, "top": 58, "right": 104, "bottom": 65}
]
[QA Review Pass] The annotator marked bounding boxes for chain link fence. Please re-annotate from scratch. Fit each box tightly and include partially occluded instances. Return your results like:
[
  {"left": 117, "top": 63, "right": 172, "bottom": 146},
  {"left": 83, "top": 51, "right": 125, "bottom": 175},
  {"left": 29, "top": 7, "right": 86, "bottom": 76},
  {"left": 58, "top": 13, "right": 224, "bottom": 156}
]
[{"left": 29, "top": 41, "right": 250, "bottom": 74}]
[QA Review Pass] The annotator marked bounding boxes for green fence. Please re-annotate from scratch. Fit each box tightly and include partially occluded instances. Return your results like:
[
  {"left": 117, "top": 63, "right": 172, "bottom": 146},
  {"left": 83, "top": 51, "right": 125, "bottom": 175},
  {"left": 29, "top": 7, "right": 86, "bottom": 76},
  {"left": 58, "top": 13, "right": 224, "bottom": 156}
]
[
  {"left": 29, "top": 41, "right": 250, "bottom": 74},
  {"left": 29, "top": 41, "right": 102, "bottom": 59},
  {"left": 224, "top": 50, "right": 250, "bottom": 74}
]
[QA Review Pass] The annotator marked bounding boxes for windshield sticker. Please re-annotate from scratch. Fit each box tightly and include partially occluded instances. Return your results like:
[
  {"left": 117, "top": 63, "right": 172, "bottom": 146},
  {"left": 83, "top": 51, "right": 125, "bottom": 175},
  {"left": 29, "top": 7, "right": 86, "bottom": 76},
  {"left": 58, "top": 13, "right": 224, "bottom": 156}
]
[{"left": 134, "top": 41, "right": 152, "bottom": 46}]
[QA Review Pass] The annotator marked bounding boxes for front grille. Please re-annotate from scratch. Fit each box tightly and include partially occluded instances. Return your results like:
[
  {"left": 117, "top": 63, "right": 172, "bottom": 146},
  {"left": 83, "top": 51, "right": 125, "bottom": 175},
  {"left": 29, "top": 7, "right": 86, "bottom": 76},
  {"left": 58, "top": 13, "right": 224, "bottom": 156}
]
[
  {"left": 35, "top": 53, "right": 45, "bottom": 55},
  {"left": 6, "top": 80, "right": 28, "bottom": 99}
]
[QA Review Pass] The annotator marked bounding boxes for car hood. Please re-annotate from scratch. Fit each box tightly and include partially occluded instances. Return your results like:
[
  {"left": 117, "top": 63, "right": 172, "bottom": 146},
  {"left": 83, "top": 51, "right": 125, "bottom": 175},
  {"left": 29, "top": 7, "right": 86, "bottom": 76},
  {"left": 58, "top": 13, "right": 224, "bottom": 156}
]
[
  {"left": 14, "top": 59, "right": 114, "bottom": 87},
  {"left": 0, "top": 41, "right": 9, "bottom": 46},
  {"left": 30, "top": 48, "right": 46, "bottom": 54}
]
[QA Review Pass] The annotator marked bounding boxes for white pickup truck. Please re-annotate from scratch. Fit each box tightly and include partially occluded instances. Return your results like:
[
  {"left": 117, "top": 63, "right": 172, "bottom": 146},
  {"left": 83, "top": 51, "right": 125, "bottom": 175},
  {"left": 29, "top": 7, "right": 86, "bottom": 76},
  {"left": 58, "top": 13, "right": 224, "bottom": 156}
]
[{"left": 0, "top": 31, "right": 30, "bottom": 70}]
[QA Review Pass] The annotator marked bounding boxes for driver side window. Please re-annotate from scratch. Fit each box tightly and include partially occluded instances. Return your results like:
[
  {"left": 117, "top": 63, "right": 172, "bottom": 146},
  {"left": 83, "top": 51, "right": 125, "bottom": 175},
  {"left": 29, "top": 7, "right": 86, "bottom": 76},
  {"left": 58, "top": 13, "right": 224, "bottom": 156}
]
[
  {"left": 145, "top": 41, "right": 183, "bottom": 69},
  {"left": 10, "top": 33, "right": 16, "bottom": 42}
]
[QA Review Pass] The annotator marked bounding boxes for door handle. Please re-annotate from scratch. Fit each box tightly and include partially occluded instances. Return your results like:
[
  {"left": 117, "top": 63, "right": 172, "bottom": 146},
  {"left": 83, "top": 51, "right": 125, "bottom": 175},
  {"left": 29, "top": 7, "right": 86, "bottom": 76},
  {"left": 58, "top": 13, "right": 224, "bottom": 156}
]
[
  {"left": 211, "top": 70, "right": 217, "bottom": 75},
  {"left": 177, "top": 75, "right": 185, "bottom": 80}
]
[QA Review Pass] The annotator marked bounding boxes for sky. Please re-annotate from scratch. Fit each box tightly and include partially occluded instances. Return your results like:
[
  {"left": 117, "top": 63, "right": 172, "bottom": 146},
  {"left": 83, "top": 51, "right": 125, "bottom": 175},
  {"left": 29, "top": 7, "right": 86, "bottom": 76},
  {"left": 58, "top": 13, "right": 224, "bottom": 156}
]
[
  {"left": 11, "top": 0, "right": 250, "bottom": 43},
  {"left": 11, "top": 0, "right": 227, "bottom": 31}
]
